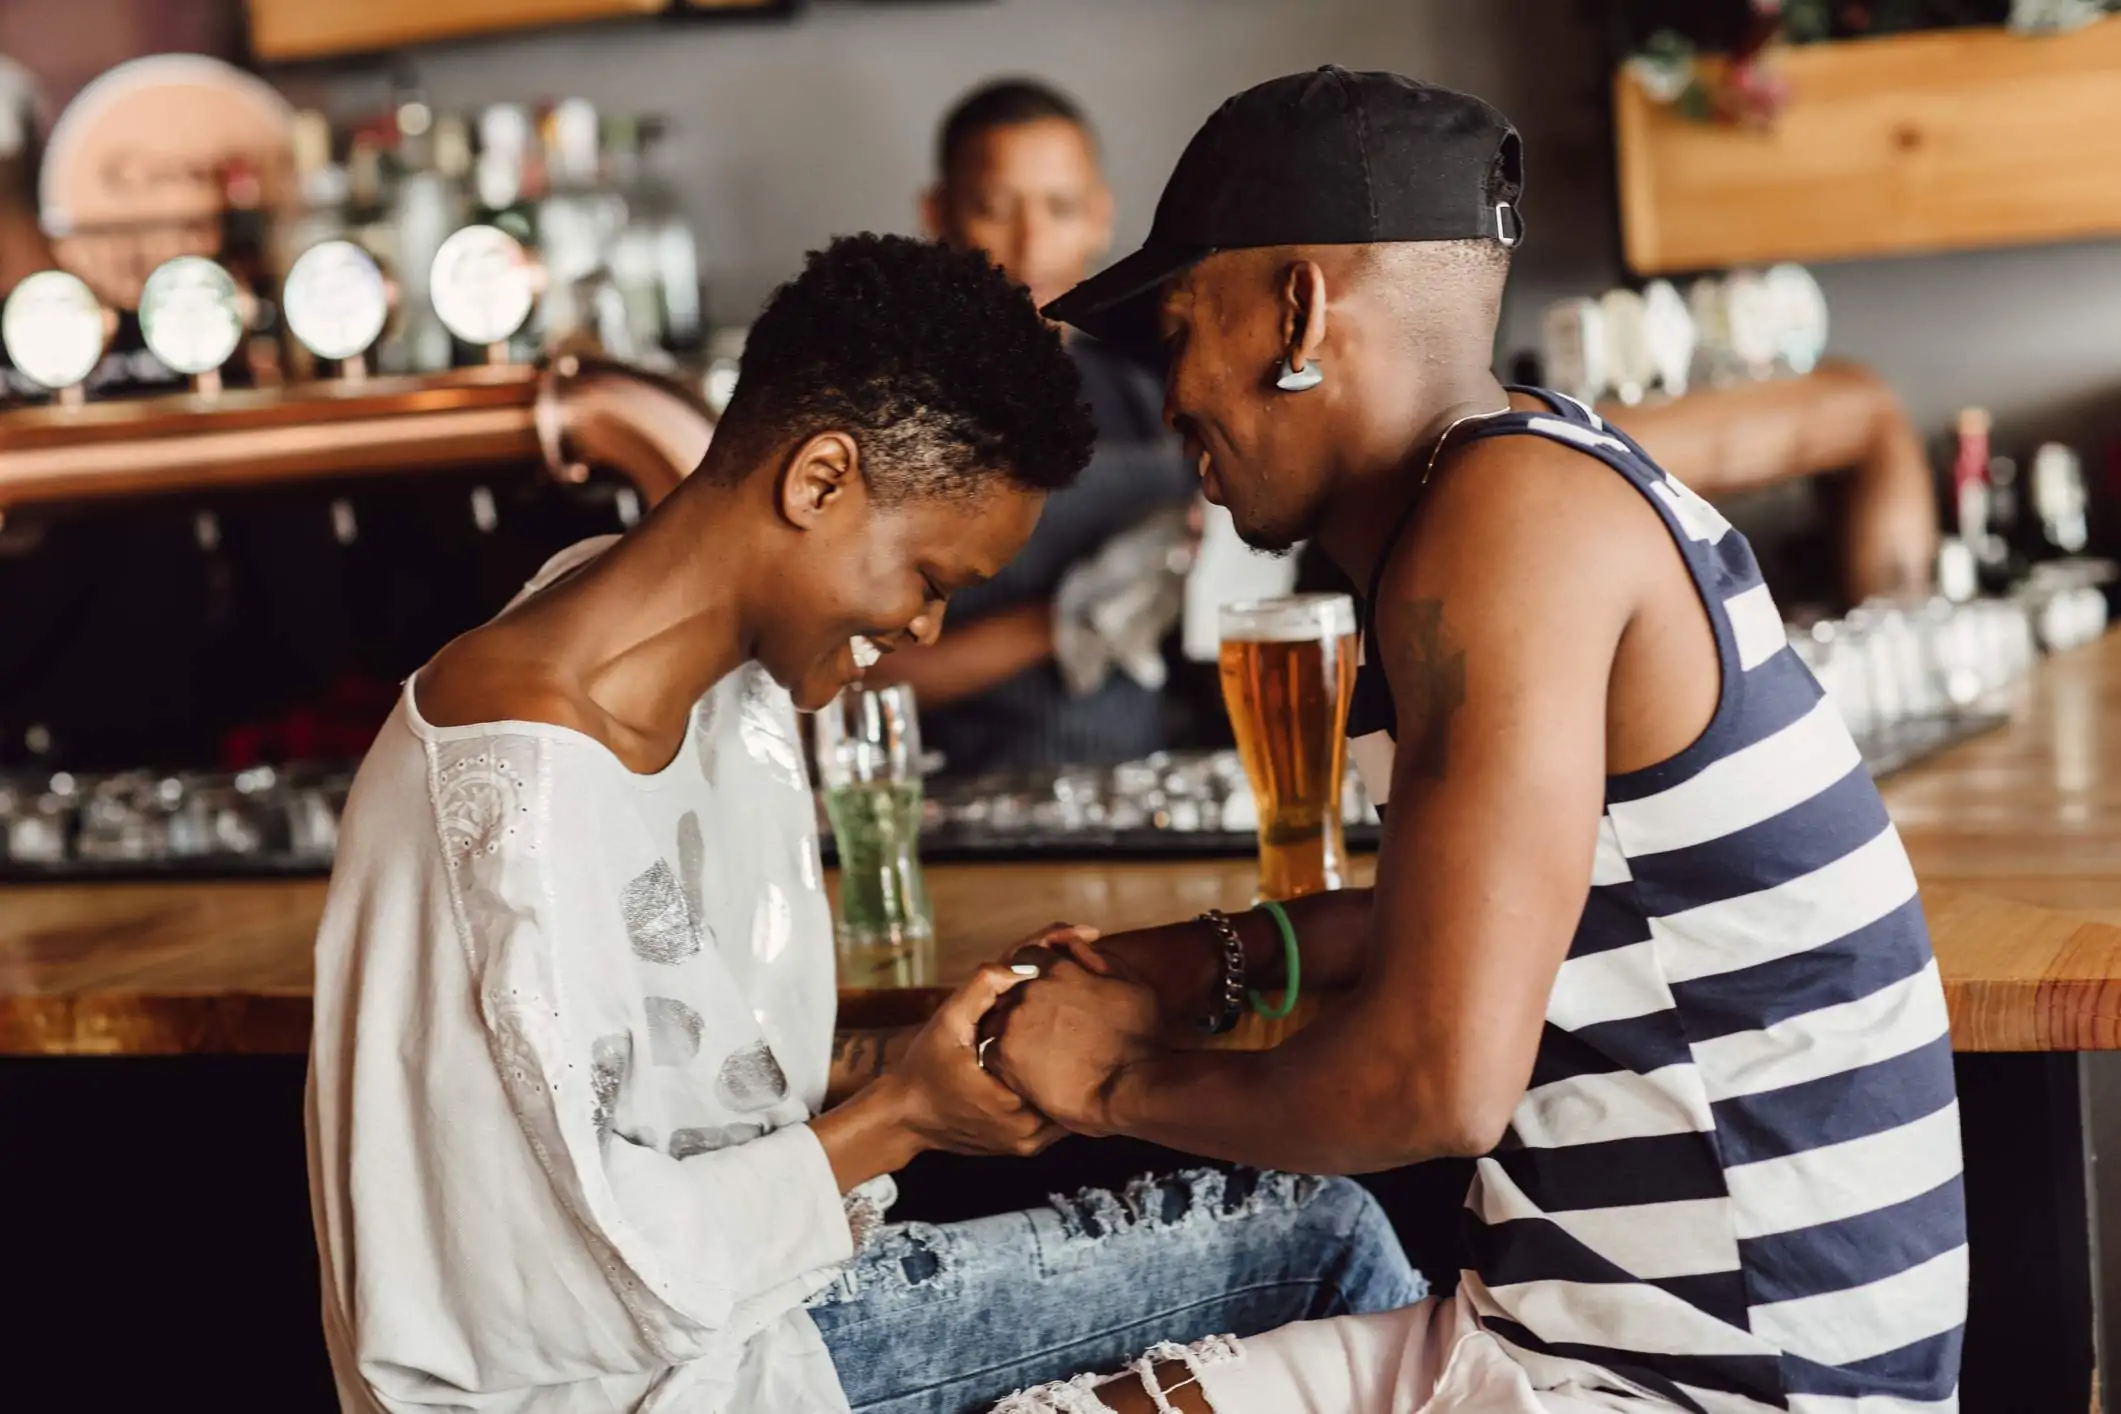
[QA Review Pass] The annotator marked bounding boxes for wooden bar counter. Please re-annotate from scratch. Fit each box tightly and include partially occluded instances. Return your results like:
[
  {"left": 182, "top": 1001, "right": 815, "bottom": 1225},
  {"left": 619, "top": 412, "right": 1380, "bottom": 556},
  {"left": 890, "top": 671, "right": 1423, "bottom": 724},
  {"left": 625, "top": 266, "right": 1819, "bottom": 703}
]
[{"left": 6, "top": 630, "right": 2121, "bottom": 1057}]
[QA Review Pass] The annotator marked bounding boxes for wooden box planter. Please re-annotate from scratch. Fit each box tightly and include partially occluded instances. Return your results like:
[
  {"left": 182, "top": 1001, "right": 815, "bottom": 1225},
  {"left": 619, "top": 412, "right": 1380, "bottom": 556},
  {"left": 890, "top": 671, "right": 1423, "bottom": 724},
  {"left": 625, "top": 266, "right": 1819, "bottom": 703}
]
[{"left": 1615, "top": 18, "right": 2121, "bottom": 273}]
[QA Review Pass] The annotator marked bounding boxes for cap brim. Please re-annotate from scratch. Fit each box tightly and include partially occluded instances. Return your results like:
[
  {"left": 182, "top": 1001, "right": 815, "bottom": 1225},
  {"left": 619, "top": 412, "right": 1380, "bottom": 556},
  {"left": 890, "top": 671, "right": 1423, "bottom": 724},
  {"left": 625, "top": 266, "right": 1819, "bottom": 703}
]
[{"left": 1042, "top": 241, "right": 1212, "bottom": 350}]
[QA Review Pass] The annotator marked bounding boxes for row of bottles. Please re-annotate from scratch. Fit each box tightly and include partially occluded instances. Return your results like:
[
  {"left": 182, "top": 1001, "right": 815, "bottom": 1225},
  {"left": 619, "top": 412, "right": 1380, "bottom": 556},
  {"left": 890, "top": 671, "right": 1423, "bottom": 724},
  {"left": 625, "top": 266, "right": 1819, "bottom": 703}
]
[
  {"left": 1938, "top": 407, "right": 2108, "bottom": 652},
  {"left": 282, "top": 93, "right": 701, "bottom": 375}
]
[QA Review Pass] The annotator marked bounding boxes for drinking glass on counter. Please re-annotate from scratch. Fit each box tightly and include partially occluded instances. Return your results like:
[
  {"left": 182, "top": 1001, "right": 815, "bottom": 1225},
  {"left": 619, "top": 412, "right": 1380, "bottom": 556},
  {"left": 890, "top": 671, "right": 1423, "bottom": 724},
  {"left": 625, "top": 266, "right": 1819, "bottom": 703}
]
[
  {"left": 812, "top": 682, "right": 935, "bottom": 987},
  {"left": 1218, "top": 594, "right": 1358, "bottom": 902}
]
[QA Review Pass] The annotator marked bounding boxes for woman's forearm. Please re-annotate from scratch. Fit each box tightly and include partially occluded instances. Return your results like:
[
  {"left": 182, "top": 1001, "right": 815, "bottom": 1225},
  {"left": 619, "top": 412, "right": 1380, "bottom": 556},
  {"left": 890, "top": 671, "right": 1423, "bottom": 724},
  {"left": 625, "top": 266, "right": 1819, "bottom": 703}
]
[
  {"left": 825, "top": 1027, "right": 913, "bottom": 1106},
  {"left": 810, "top": 1077, "right": 924, "bottom": 1194}
]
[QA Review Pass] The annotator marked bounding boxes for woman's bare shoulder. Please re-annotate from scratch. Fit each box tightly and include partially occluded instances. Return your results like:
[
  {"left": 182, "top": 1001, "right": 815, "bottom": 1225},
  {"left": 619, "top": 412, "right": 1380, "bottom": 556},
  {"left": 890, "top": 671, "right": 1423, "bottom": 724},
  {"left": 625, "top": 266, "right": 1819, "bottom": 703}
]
[{"left": 413, "top": 629, "right": 605, "bottom": 739}]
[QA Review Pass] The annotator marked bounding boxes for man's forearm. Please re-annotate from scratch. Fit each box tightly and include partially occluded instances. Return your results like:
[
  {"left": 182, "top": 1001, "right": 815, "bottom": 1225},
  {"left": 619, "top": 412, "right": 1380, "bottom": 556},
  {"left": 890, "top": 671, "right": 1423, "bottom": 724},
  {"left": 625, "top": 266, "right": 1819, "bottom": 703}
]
[
  {"left": 1842, "top": 392, "right": 1938, "bottom": 601},
  {"left": 868, "top": 601, "right": 1054, "bottom": 709},
  {"left": 1094, "top": 888, "right": 1375, "bottom": 1027},
  {"left": 1098, "top": 997, "right": 1453, "bottom": 1174}
]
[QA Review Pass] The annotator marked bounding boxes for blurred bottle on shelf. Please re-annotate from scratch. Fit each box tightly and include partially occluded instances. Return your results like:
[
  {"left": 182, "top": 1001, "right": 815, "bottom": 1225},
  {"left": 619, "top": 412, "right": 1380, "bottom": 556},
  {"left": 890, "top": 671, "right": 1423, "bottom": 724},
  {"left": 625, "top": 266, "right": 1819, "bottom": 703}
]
[
  {"left": 379, "top": 92, "right": 465, "bottom": 374},
  {"left": 217, "top": 154, "right": 283, "bottom": 387},
  {"left": 2031, "top": 442, "right": 2091, "bottom": 558}
]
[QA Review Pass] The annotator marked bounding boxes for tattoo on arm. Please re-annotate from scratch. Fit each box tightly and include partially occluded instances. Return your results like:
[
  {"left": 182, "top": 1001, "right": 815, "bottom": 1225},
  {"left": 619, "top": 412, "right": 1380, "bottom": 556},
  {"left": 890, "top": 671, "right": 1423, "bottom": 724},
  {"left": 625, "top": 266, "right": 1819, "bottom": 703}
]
[
  {"left": 830, "top": 1030, "right": 892, "bottom": 1083},
  {"left": 1389, "top": 599, "right": 1467, "bottom": 782}
]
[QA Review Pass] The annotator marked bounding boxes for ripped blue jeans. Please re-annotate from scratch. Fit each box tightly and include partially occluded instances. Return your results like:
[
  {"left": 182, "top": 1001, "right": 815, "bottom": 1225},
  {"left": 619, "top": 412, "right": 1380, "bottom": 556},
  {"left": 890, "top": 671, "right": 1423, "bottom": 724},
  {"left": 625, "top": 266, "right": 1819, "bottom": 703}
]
[{"left": 807, "top": 1169, "right": 1425, "bottom": 1414}]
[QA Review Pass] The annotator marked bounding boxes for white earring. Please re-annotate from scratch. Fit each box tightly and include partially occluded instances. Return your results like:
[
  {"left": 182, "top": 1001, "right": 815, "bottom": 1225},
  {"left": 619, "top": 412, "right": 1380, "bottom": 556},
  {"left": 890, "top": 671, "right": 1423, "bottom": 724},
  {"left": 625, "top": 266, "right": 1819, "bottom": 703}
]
[{"left": 1275, "top": 358, "right": 1323, "bottom": 392}]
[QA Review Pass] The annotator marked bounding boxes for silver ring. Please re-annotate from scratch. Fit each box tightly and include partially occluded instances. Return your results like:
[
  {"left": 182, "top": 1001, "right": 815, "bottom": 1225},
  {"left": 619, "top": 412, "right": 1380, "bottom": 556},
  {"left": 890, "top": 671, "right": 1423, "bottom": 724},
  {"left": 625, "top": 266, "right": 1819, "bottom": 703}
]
[{"left": 976, "top": 1035, "right": 998, "bottom": 1075}]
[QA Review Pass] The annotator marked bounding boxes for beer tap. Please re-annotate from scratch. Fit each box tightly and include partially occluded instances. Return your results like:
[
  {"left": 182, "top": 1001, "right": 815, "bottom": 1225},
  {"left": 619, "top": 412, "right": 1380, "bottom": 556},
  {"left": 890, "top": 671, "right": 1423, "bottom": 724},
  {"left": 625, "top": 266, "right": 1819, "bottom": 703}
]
[
  {"left": 137, "top": 255, "right": 245, "bottom": 397},
  {"left": 0, "top": 268, "right": 111, "bottom": 407},
  {"left": 430, "top": 223, "right": 542, "bottom": 366},
  {"left": 283, "top": 238, "right": 392, "bottom": 382}
]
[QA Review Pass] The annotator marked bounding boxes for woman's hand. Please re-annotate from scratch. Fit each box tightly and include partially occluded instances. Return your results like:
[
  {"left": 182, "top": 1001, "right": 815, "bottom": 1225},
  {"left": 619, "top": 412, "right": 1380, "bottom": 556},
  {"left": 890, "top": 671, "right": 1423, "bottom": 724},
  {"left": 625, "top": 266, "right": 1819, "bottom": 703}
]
[
  {"left": 887, "top": 963, "right": 1066, "bottom": 1157},
  {"left": 815, "top": 963, "right": 1063, "bottom": 1191}
]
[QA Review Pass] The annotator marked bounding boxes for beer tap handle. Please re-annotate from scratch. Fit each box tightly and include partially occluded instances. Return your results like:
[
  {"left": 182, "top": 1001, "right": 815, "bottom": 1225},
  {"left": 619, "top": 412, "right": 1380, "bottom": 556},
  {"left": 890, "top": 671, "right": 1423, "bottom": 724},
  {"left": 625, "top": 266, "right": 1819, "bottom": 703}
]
[
  {"left": 430, "top": 224, "right": 541, "bottom": 368},
  {"left": 284, "top": 240, "right": 391, "bottom": 383},
  {"left": 1, "top": 270, "right": 111, "bottom": 405},
  {"left": 138, "top": 256, "right": 244, "bottom": 397}
]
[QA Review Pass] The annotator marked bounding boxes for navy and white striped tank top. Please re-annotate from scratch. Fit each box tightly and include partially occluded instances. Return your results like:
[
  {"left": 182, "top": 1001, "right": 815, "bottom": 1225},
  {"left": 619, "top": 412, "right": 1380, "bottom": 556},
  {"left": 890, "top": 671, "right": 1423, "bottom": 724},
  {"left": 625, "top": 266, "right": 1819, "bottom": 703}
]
[{"left": 1347, "top": 389, "right": 1966, "bottom": 1413}]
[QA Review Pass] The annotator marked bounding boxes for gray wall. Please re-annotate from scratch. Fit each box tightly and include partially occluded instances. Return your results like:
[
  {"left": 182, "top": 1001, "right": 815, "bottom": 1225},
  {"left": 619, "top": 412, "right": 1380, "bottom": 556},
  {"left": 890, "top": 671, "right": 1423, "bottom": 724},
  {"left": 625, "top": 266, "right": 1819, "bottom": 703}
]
[{"left": 284, "top": 0, "right": 2121, "bottom": 451}]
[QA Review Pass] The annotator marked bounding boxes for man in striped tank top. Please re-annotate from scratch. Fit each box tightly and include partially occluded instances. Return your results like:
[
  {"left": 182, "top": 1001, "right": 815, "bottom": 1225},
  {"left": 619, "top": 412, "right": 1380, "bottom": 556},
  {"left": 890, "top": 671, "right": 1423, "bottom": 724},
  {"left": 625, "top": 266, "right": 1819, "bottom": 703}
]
[{"left": 982, "top": 69, "right": 1966, "bottom": 1414}]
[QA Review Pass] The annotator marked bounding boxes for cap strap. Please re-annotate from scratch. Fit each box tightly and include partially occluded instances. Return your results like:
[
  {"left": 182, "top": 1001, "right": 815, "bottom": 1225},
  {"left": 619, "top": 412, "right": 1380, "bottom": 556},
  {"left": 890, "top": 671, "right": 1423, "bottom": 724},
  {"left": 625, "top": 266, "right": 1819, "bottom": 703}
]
[{"left": 1495, "top": 202, "right": 1525, "bottom": 250}]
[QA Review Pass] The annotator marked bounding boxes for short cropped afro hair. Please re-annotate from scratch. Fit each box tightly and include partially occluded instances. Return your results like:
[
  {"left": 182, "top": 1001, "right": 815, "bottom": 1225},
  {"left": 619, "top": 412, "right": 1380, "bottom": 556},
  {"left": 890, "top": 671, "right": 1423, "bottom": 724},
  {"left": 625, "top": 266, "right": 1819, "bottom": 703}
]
[{"left": 709, "top": 233, "right": 1095, "bottom": 500}]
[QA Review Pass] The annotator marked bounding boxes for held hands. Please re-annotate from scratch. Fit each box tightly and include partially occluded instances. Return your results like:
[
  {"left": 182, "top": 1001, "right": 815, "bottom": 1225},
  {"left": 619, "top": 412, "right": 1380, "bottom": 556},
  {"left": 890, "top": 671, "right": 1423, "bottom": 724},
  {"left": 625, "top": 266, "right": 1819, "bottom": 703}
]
[
  {"left": 884, "top": 962, "right": 1067, "bottom": 1158},
  {"left": 985, "top": 953, "right": 1167, "bottom": 1139},
  {"left": 1006, "top": 919, "right": 1220, "bottom": 1047}
]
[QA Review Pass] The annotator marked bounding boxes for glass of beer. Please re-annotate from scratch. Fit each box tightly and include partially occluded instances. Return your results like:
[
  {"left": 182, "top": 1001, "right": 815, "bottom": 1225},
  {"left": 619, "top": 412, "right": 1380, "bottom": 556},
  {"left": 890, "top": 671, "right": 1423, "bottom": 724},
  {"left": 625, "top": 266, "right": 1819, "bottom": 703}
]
[
  {"left": 1218, "top": 594, "right": 1358, "bottom": 902},
  {"left": 812, "top": 683, "right": 935, "bottom": 987}
]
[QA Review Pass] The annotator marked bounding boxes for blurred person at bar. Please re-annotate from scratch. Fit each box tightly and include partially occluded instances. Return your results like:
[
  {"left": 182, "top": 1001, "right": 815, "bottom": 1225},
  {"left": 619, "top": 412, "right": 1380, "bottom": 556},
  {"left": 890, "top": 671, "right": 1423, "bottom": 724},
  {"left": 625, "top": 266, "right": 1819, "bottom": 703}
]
[
  {"left": 864, "top": 79, "right": 1201, "bottom": 773},
  {"left": 1610, "top": 361, "right": 1939, "bottom": 607},
  {"left": 308, "top": 235, "right": 1417, "bottom": 1414},
  {"left": 987, "top": 69, "right": 1963, "bottom": 1414}
]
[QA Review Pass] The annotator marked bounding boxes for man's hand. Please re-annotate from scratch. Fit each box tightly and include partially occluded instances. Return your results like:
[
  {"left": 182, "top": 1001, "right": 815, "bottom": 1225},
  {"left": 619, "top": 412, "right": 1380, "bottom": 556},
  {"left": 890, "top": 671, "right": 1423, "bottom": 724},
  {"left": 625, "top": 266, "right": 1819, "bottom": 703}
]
[
  {"left": 987, "top": 960, "right": 1164, "bottom": 1137},
  {"left": 1006, "top": 920, "right": 1210, "bottom": 1044}
]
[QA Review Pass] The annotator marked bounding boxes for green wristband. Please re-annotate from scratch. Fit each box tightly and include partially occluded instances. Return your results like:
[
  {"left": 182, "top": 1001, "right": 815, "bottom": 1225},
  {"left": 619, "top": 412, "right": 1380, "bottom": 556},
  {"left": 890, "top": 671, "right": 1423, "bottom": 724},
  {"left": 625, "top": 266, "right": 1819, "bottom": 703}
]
[{"left": 1247, "top": 900, "right": 1302, "bottom": 1020}]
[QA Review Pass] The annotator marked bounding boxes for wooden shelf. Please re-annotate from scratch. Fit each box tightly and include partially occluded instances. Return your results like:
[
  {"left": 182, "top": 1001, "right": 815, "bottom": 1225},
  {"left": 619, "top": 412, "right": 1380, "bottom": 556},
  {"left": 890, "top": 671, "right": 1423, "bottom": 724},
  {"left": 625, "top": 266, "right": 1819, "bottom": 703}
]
[
  {"left": 247, "top": 0, "right": 772, "bottom": 61},
  {"left": 1615, "top": 18, "right": 2121, "bottom": 273}
]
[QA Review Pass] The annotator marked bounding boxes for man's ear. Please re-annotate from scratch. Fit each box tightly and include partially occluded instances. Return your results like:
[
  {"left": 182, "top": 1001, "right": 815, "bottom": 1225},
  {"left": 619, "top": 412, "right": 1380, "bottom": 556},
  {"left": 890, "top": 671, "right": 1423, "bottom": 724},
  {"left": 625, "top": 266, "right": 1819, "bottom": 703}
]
[
  {"left": 1279, "top": 259, "right": 1330, "bottom": 373},
  {"left": 776, "top": 431, "right": 862, "bottom": 529},
  {"left": 921, "top": 185, "right": 948, "bottom": 243}
]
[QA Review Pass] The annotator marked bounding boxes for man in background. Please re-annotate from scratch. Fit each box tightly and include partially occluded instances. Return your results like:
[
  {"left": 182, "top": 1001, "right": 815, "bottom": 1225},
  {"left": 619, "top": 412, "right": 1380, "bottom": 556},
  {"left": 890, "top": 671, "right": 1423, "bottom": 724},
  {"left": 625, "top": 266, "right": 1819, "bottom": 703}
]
[{"left": 870, "top": 79, "right": 1202, "bottom": 774}]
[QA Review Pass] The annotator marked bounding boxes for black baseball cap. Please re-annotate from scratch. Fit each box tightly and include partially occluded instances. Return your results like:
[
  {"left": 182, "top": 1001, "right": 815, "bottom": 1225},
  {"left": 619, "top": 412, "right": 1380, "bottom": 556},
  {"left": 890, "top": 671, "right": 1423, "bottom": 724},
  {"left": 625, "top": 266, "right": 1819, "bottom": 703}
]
[{"left": 1044, "top": 67, "right": 1524, "bottom": 347}]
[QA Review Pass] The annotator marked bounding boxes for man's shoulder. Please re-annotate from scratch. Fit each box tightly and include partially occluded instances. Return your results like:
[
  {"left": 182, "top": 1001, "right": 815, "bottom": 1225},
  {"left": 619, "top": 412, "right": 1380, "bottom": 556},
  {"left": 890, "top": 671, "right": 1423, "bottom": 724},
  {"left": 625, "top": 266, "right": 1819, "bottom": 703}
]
[{"left": 1399, "top": 426, "right": 1675, "bottom": 597}]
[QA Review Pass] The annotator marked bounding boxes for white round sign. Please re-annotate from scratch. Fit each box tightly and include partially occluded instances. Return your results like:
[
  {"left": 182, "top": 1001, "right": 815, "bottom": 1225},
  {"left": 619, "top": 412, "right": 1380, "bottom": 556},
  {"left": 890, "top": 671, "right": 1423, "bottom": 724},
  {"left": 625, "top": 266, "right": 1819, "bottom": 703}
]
[
  {"left": 1540, "top": 297, "right": 1608, "bottom": 406},
  {"left": 3, "top": 269, "right": 107, "bottom": 390},
  {"left": 1641, "top": 279, "right": 1697, "bottom": 397},
  {"left": 1723, "top": 270, "right": 1780, "bottom": 374},
  {"left": 1765, "top": 263, "right": 1830, "bottom": 375},
  {"left": 283, "top": 240, "right": 389, "bottom": 362},
  {"left": 1687, "top": 278, "right": 1731, "bottom": 360},
  {"left": 1598, "top": 288, "right": 1656, "bottom": 405},
  {"left": 430, "top": 224, "right": 537, "bottom": 348},
  {"left": 138, "top": 255, "right": 243, "bottom": 375}
]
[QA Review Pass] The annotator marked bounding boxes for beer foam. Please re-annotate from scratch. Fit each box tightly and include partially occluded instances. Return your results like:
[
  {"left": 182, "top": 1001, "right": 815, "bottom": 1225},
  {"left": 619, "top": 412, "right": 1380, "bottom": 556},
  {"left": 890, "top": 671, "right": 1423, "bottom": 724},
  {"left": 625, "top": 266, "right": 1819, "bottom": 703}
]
[{"left": 1218, "top": 593, "right": 1356, "bottom": 643}]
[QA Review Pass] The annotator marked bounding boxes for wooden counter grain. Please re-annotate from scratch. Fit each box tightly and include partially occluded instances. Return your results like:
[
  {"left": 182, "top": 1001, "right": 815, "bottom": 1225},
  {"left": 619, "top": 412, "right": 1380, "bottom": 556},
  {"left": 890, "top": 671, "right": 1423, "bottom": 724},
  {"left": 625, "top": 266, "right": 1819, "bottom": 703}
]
[{"left": 6, "top": 632, "right": 2121, "bottom": 1057}]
